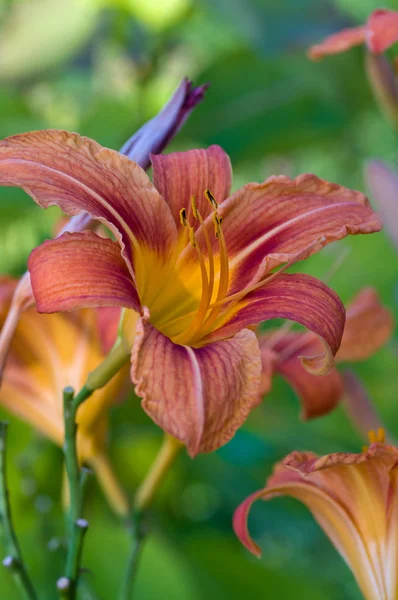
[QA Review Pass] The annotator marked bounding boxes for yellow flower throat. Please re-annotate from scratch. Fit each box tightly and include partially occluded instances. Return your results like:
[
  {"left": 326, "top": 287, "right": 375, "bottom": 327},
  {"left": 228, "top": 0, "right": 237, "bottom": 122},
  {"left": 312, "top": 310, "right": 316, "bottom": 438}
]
[{"left": 136, "top": 190, "right": 234, "bottom": 347}]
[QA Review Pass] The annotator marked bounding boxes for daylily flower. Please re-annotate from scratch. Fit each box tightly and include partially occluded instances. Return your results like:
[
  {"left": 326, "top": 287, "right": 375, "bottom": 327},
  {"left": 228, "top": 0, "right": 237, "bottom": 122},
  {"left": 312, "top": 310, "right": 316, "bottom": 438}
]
[
  {"left": 308, "top": 9, "right": 398, "bottom": 60},
  {"left": 234, "top": 430, "right": 398, "bottom": 600},
  {"left": 0, "top": 77, "right": 207, "bottom": 380},
  {"left": 258, "top": 288, "right": 394, "bottom": 419},
  {"left": 0, "top": 133, "right": 381, "bottom": 455},
  {"left": 0, "top": 277, "right": 129, "bottom": 515}
]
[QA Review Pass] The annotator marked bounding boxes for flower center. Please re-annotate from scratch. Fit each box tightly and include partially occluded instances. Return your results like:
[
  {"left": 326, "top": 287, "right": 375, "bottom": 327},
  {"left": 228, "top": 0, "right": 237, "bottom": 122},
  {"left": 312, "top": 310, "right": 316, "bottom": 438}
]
[
  {"left": 136, "top": 189, "right": 234, "bottom": 347},
  {"left": 171, "top": 191, "right": 231, "bottom": 345}
]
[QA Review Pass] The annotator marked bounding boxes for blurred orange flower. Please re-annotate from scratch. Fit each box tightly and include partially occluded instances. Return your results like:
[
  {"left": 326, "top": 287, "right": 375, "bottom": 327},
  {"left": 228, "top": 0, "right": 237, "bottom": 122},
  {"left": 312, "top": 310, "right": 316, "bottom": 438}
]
[
  {"left": 0, "top": 277, "right": 129, "bottom": 515},
  {"left": 234, "top": 429, "right": 398, "bottom": 600}
]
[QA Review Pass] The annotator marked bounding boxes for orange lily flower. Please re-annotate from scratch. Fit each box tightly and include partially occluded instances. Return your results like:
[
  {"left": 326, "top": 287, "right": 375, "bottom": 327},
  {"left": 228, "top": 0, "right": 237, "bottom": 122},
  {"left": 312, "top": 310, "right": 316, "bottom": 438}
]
[
  {"left": 0, "top": 277, "right": 129, "bottom": 515},
  {"left": 308, "top": 9, "right": 398, "bottom": 60},
  {"left": 0, "top": 133, "right": 381, "bottom": 455},
  {"left": 258, "top": 288, "right": 394, "bottom": 419},
  {"left": 0, "top": 78, "right": 207, "bottom": 381},
  {"left": 234, "top": 429, "right": 398, "bottom": 600}
]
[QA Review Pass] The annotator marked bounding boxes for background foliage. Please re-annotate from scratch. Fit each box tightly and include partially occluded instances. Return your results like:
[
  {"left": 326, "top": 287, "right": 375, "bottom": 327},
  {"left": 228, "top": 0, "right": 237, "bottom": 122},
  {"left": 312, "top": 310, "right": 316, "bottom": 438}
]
[{"left": 0, "top": 0, "right": 397, "bottom": 598}]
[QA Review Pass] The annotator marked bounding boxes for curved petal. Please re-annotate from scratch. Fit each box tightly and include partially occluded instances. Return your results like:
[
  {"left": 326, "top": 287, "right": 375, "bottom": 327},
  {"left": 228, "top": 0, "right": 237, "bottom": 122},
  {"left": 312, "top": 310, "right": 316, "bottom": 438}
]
[
  {"left": 222, "top": 174, "right": 382, "bottom": 294},
  {"left": 233, "top": 459, "right": 385, "bottom": 600},
  {"left": 208, "top": 273, "right": 345, "bottom": 375},
  {"left": 367, "top": 9, "right": 398, "bottom": 54},
  {"left": 28, "top": 232, "right": 140, "bottom": 313},
  {"left": 214, "top": 174, "right": 381, "bottom": 294},
  {"left": 258, "top": 332, "right": 343, "bottom": 419},
  {"left": 0, "top": 129, "right": 178, "bottom": 279},
  {"left": 308, "top": 25, "right": 366, "bottom": 60},
  {"left": 131, "top": 313, "right": 261, "bottom": 456},
  {"left": 151, "top": 145, "right": 232, "bottom": 229},
  {"left": 337, "top": 288, "right": 394, "bottom": 362}
]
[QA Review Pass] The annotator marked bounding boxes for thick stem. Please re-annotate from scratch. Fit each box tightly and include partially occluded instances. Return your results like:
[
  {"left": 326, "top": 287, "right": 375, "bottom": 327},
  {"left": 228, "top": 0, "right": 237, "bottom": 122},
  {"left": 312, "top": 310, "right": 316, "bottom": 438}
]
[
  {"left": 0, "top": 422, "right": 37, "bottom": 600},
  {"left": 62, "top": 387, "right": 92, "bottom": 599}
]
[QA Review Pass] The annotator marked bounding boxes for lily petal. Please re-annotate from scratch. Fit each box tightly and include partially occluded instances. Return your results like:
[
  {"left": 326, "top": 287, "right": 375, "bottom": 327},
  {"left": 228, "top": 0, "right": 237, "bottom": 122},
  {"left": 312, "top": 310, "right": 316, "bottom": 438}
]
[
  {"left": 259, "top": 332, "right": 343, "bottom": 419},
  {"left": 151, "top": 145, "right": 232, "bottom": 229},
  {"left": 308, "top": 25, "right": 366, "bottom": 60},
  {"left": 208, "top": 273, "right": 345, "bottom": 375},
  {"left": 28, "top": 232, "right": 140, "bottom": 313},
  {"left": 337, "top": 288, "right": 394, "bottom": 362},
  {"left": 131, "top": 312, "right": 261, "bottom": 456},
  {"left": 217, "top": 173, "right": 381, "bottom": 294},
  {"left": 0, "top": 129, "right": 178, "bottom": 278},
  {"left": 367, "top": 9, "right": 398, "bottom": 54}
]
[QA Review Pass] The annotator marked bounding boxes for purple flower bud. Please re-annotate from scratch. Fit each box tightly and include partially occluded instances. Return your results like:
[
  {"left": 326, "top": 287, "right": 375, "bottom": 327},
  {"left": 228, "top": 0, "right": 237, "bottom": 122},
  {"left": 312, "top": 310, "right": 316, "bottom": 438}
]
[{"left": 120, "top": 78, "right": 208, "bottom": 169}]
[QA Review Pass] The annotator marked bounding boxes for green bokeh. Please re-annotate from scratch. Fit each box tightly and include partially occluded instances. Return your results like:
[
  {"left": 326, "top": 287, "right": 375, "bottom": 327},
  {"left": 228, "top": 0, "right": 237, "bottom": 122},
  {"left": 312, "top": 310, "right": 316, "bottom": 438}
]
[{"left": 0, "top": 0, "right": 396, "bottom": 598}]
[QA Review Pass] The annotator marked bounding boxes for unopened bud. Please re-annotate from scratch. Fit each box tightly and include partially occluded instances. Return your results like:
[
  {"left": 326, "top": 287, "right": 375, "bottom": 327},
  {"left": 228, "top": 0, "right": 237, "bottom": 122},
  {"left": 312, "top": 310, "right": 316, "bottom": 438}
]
[{"left": 366, "top": 52, "right": 398, "bottom": 127}]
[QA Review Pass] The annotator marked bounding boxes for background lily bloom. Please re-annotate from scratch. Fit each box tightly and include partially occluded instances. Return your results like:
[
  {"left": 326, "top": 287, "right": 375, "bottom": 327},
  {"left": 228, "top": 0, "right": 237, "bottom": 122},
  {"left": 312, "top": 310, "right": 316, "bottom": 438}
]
[
  {"left": 0, "top": 77, "right": 207, "bottom": 383},
  {"left": 0, "top": 133, "right": 381, "bottom": 455},
  {"left": 258, "top": 288, "right": 394, "bottom": 419},
  {"left": 308, "top": 9, "right": 398, "bottom": 60},
  {"left": 0, "top": 277, "right": 129, "bottom": 515},
  {"left": 233, "top": 432, "right": 398, "bottom": 600}
]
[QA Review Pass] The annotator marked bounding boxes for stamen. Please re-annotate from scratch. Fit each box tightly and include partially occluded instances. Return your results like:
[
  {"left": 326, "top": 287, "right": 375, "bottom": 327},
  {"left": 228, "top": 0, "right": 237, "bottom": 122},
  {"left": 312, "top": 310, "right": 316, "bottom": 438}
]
[
  {"left": 205, "top": 189, "right": 218, "bottom": 209},
  {"left": 377, "top": 427, "right": 386, "bottom": 443},
  {"left": 191, "top": 195, "right": 199, "bottom": 220},
  {"left": 180, "top": 208, "right": 188, "bottom": 227},
  {"left": 368, "top": 429, "right": 376, "bottom": 444},
  {"left": 189, "top": 226, "right": 196, "bottom": 248}
]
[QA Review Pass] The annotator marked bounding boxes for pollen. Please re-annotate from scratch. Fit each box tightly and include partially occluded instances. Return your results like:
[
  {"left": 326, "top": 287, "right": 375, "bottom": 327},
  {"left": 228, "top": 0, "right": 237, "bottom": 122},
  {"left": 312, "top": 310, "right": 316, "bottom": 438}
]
[
  {"left": 367, "top": 428, "right": 386, "bottom": 445},
  {"left": 180, "top": 207, "right": 188, "bottom": 227}
]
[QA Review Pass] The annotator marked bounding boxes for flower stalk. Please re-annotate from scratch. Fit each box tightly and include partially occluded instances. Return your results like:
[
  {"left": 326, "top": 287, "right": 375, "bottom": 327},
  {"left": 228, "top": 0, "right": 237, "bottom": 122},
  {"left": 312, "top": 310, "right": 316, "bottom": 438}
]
[
  {"left": 118, "top": 434, "right": 183, "bottom": 600},
  {"left": 0, "top": 421, "right": 37, "bottom": 600},
  {"left": 134, "top": 434, "right": 183, "bottom": 513},
  {"left": 61, "top": 387, "right": 92, "bottom": 599}
]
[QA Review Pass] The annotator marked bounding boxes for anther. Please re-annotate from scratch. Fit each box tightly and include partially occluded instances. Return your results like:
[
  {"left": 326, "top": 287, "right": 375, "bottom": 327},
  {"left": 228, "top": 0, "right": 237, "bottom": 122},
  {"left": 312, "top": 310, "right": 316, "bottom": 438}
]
[
  {"left": 189, "top": 227, "right": 196, "bottom": 247},
  {"left": 205, "top": 189, "right": 218, "bottom": 209},
  {"left": 191, "top": 195, "right": 199, "bottom": 219},
  {"left": 212, "top": 212, "right": 221, "bottom": 238},
  {"left": 368, "top": 429, "right": 376, "bottom": 444},
  {"left": 180, "top": 208, "right": 188, "bottom": 227},
  {"left": 377, "top": 427, "right": 386, "bottom": 443}
]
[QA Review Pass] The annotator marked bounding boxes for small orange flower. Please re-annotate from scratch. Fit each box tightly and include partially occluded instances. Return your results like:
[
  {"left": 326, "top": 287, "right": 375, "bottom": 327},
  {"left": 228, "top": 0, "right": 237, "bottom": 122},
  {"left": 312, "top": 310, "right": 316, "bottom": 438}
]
[
  {"left": 0, "top": 277, "right": 129, "bottom": 515},
  {"left": 234, "top": 429, "right": 398, "bottom": 600}
]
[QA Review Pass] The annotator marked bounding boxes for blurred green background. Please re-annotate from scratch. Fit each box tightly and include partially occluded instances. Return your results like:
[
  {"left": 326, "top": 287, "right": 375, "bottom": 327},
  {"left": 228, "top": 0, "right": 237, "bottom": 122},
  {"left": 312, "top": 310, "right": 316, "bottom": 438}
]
[{"left": 0, "top": 0, "right": 397, "bottom": 598}]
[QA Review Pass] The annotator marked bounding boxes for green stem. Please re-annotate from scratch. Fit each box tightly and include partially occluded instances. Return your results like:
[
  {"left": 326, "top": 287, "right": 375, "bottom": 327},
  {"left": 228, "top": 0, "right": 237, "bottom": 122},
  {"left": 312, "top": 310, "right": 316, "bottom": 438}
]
[
  {"left": 62, "top": 386, "right": 93, "bottom": 600},
  {"left": 118, "top": 513, "right": 145, "bottom": 600},
  {"left": 0, "top": 422, "right": 37, "bottom": 600},
  {"left": 118, "top": 435, "right": 183, "bottom": 599}
]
